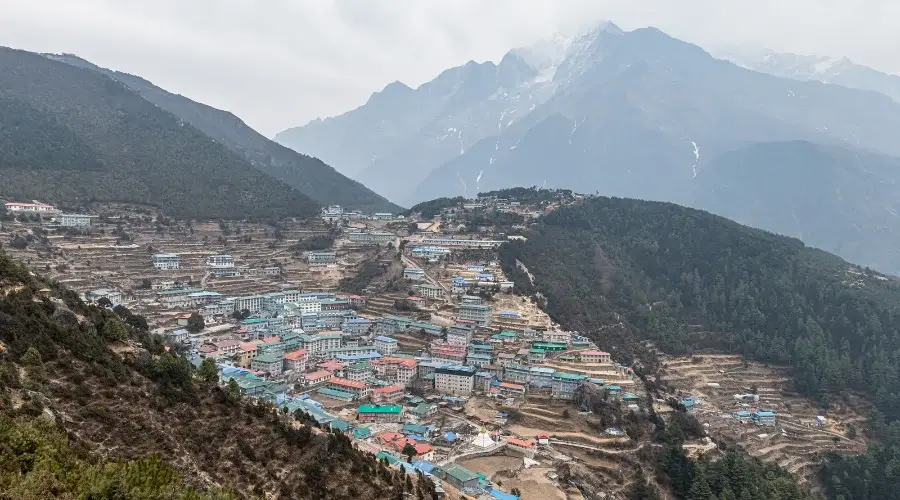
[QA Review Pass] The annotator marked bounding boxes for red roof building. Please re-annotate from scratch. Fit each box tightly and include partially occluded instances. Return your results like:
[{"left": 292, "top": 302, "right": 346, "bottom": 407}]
[
  {"left": 371, "top": 384, "right": 404, "bottom": 403},
  {"left": 304, "top": 370, "right": 333, "bottom": 385},
  {"left": 327, "top": 377, "right": 369, "bottom": 397},
  {"left": 578, "top": 350, "right": 611, "bottom": 364}
]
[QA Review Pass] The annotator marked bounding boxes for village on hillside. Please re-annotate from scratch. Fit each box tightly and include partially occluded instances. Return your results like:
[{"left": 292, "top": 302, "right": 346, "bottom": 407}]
[{"left": 0, "top": 193, "right": 865, "bottom": 499}]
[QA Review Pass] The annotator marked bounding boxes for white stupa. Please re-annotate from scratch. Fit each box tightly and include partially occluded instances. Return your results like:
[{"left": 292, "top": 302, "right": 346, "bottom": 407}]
[{"left": 472, "top": 426, "right": 496, "bottom": 448}]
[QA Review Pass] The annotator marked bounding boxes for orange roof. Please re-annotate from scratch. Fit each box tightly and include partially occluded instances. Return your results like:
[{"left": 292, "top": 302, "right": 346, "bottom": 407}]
[
  {"left": 262, "top": 336, "right": 281, "bottom": 343},
  {"left": 375, "top": 357, "right": 418, "bottom": 369},
  {"left": 240, "top": 342, "right": 258, "bottom": 352},
  {"left": 305, "top": 370, "right": 333, "bottom": 380},
  {"left": 174, "top": 313, "right": 192, "bottom": 319},
  {"left": 499, "top": 382, "right": 526, "bottom": 391},
  {"left": 284, "top": 349, "right": 309, "bottom": 361},
  {"left": 414, "top": 442, "right": 433, "bottom": 454},
  {"left": 376, "top": 431, "right": 405, "bottom": 444},
  {"left": 397, "top": 359, "right": 417, "bottom": 369},
  {"left": 318, "top": 359, "right": 345, "bottom": 370},
  {"left": 507, "top": 437, "right": 536, "bottom": 448},
  {"left": 328, "top": 377, "right": 366, "bottom": 390},
  {"left": 373, "top": 385, "right": 403, "bottom": 394}
]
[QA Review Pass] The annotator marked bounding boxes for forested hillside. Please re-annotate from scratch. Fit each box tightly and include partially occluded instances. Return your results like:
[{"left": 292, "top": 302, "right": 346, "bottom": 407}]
[
  {"left": 499, "top": 196, "right": 900, "bottom": 422},
  {"left": 0, "top": 47, "right": 320, "bottom": 219},
  {"left": 44, "top": 53, "right": 400, "bottom": 213},
  {"left": 0, "top": 250, "right": 427, "bottom": 498}
]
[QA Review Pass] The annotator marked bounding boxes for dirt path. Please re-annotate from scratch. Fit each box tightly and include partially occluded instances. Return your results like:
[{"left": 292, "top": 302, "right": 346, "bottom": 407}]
[{"left": 509, "top": 425, "right": 630, "bottom": 445}]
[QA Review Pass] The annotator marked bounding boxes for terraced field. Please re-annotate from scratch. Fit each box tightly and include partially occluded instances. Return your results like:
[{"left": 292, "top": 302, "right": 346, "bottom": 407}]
[{"left": 659, "top": 353, "right": 868, "bottom": 485}]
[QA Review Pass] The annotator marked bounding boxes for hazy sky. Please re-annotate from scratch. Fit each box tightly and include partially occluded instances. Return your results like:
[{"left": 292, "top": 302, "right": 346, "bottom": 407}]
[{"left": 1, "top": 0, "right": 897, "bottom": 136}]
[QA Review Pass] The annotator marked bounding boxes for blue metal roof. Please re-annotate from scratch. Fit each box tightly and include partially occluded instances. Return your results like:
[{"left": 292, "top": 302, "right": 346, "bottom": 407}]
[
  {"left": 490, "top": 489, "right": 519, "bottom": 500},
  {"left": 413, "top": 460, "right": 437, "bottom": 473},
  {"left": 335, "top": 352, "right": 382, "bottom": 361}
]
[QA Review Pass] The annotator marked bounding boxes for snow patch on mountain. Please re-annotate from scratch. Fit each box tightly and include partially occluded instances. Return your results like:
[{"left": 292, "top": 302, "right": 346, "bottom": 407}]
[
  {"left": 813, "top": 57, "right": 839, "bottom": 75},
  {"left": 457, "top": 172, "right": 468, "bottom": 195},
  {"left": 691, "top": 141, "right": 700, "bottom": 178},
  {"left": 569, "top": 117, "right": 586, "bottom": 144}
]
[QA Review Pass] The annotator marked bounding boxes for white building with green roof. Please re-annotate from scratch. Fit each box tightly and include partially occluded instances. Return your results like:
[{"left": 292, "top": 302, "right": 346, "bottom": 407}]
[
  {"left": 357, "top": 404, "right": 403, "bottom": 423},
  {"left": 251, "top": 353, "right": 283, "bottom": 377}
]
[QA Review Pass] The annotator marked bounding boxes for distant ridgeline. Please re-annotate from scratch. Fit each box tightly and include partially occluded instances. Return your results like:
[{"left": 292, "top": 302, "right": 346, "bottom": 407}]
[{"left": 499, "top": 196, "right": 900, "bottom": 424}]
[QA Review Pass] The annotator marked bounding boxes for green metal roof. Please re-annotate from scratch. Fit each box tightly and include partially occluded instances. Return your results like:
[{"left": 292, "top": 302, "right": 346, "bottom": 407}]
[
  {"left": 375, "top": 452, "right": 402, "bottom": 464},
  {"left": 411, "top": 403, "right": 434, "bottom": 416},
  {"left": 438, "top": 463, "right": 478, "bottom": 483},
  {"left": 330, "top": 419, "right": 352, "bottom": 432},
  {"left": 252, "top": 353, "right": 282, "bottom": 364},
  {"left": 317, "top": 388, "right": 357, "bottom": 400},
  {"left": 242, "top": 317, "right": 269, "bottom": 324},
  {"left": 553, "top": 371, "right": 587, "bottom": 381},
  {"left": 358, "top": 405, "right": 402, "bottom": 414}
]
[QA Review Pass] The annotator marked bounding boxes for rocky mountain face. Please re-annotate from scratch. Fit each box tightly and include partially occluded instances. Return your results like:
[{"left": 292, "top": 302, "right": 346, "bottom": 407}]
[
  {"left": 276, "top": 23, "right": 900, "bottom": 275},
  {"left": 692, "top": 141, "right": 900, "bottom": 274},
  {"left": 276, "top": 24, "right": 900, "bottom": 206},
  {"left": 44, "top": 53, "right": 400, "bottom": 213},
  {"left": 716, "top": 47, "right": 900, "bottom": 104}
]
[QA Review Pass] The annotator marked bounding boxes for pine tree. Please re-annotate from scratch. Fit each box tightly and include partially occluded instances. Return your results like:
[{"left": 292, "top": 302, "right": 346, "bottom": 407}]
[{"left": 688, "top": 471, "right": 715, "bottom": 500}]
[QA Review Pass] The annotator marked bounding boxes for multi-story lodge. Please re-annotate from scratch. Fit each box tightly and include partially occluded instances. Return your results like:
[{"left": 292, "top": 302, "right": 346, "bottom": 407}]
[
  {"left": 152, "top": 253, "right": 180, "bottom": 270},
  {"left": 58, "top": 213, "right": 97, "bottom": 227},
  {"left": 579, "top": 350, "right": 612, "bottom": 364},
  {"left": 4, "top": 201, "right": 56, "bottom": 213},
  {"left": 307, "top": 251, "right": 337, "bottom": 264},
  {"left": 458, "top": 303, "right": 492, "bottom": 326},
  {"left": 551, "top": 372, "right": 587, "bottom": 399},
  {"left": 434, "top": 365, "right": 476, "bottom": 396},
  {"left": 430, "top": 341, "right": 467, "bottom": 365},
  {"left": 374, "top": 336, "right": 399, "bottom": 355},
  {"left": 403, "top": 267, "right": 426, "bottom": 280},
  {"left": 420, "top": 237, "right": 504, "bottom": 249},
  {"left": 415, "top": 283, "right": 446, "bottom": 300},
  {"left": 347, "top": 231, "right": 394, "bottom": 244},
  {"left": 206, "top": 254, "right": 237, "bottom": 276}
]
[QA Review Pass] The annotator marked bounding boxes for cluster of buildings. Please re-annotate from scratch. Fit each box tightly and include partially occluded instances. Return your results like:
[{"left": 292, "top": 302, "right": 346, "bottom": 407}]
[
  {"left": 150, "top": 252, "right": 281, "bottom": 276},
  {"left": 202, "top": 305, "right": 630, "bottom": 408},
  {"left": 3, "top": 201, "right": 98, "bottom": 228},
  {"left": 320, "top": 205, "right": 401, "bottom": 223}
]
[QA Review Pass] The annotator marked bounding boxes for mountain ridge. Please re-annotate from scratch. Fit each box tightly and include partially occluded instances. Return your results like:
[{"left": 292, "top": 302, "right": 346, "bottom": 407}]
[
  {"left": 0, "top": 47, "right": 320, "bottom": 219},
  {"left": 715, "top": 47, "right": 900, "bottom": 104},
  {"left": 43, "top": 53, "right": 401, "bottom": 213}
]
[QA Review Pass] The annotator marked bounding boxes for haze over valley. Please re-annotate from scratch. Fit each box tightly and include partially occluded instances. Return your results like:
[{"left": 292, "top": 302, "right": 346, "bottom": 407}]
[{"left": 1, "top": 3, "right": 900, "bottom": 500}]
